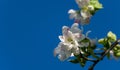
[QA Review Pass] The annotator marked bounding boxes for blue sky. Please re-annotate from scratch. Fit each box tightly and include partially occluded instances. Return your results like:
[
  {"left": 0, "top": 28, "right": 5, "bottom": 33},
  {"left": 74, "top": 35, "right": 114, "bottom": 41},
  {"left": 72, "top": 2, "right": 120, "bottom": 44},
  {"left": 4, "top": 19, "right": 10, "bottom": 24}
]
[{"left": 0, "top": 0, "right": 120, "bottom": 70}]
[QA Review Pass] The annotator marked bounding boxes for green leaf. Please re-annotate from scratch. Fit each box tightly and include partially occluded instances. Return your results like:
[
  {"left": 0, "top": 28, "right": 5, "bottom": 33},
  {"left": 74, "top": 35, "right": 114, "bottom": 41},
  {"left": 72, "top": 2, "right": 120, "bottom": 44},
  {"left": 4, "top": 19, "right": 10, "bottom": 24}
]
[
  {"left": 116, "top": 45, "right": 120, "bottom": 49},
  {"left": 90, "top": 7, "right": 102, "bottom": 15},
  {"left": 113, "top": 47, "right": 118, "bottom": 51},
  {"left": 79, "top": 58, "right": 86, "bottom": 67},
  {"left": 90, "top": 10, "right": 96, "bottom": 15},
  {"left": 104, "top": 38, "right": 111, "bottom": 49},
  {"left": 88, "top": 48, "right": 99, "bottom": 59},
  {"left": 69, "top": 59, "right": 79, "bottom": 64},
  {"left": 80, "top": 38, "right": 90, "bottom": 43},
  {"left": 90, "top": 0, "right": 103, "bottom": 9},
  {"left": 106, "top": 41, "right": 110, "bottom": 49},
  {"left": 81, "top": 47, "right": 87, "bottom": 53},
  {"left": 116, "top": 52, "right": 120, "bottom": 57}
]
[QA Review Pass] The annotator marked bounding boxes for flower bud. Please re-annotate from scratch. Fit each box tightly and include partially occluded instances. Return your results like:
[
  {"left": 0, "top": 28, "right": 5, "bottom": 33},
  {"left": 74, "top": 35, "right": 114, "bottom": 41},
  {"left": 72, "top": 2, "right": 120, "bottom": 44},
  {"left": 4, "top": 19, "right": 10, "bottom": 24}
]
[
  {"left": 98, "top": 38, "right": 104, "bottom": 44},
  {"left": 107, "top": 31, "right": 116, "bottom": 42},
  {"left": 116, "top": 52, "right": 120, "bottom": 57},
  {"left": 113, "top": 47, "right": 118, "bottom": 51},
  {"left": 88, "top": 5, "right": 94, "bottom": 11},
  {"left": 116, "top": 45, "right": 120, "bottom": 49}
]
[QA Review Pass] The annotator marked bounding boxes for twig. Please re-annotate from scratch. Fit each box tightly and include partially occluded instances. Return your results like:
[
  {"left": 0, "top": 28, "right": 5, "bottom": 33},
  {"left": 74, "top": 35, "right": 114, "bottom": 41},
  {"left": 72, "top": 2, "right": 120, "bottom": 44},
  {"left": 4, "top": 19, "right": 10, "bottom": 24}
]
[{"left": 88, "top": 40, "right": 120, "bottom": 70}]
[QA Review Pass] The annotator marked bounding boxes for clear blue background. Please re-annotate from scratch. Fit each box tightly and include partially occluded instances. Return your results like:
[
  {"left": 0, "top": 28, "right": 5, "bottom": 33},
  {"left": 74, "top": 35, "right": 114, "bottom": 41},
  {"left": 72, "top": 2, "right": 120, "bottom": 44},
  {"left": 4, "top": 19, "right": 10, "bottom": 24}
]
[{"left": 0, "top": 0, "right": 120, "bottom": 70}]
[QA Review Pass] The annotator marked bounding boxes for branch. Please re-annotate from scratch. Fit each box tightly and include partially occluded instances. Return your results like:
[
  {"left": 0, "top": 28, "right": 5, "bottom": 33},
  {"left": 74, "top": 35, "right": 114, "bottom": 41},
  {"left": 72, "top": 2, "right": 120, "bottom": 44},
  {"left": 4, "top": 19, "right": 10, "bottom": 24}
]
[{"left": 88, "top": 39, "right": 120, "bottom": 70}]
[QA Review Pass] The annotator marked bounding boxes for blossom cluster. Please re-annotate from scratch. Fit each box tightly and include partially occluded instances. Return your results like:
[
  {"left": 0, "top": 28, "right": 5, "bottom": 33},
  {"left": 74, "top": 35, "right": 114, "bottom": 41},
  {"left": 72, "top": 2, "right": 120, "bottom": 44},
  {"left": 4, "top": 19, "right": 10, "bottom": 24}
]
[
  {"left": 54, "top": 0, "right": 102, "bottom": 61},
  {"left": 54, "top": 23, "right": 96, "bottom": 61},
  {"left": 54, "top": 0, "right": 120, "bottom": 69},
  {"left": 68, "top": 0, "right": 103, "bottom": 25},
  {"left": 99, "top": 31, "right": 120, "bottom": 59}
]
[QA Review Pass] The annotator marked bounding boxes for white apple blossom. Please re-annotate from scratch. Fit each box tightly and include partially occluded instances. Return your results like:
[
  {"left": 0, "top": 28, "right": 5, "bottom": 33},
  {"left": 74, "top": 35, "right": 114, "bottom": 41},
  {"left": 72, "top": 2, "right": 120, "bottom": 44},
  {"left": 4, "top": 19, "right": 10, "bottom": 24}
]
[
  {"left": 68, "top": 9, "right": 80, "bottom": 20},
  {"left": 68, "top": 0, "right": 103, "bottom": 25},
  {"left": 54, "top": 42, "right": 72, "bottom": 61},
  {"left": 54, "top": 23, "right": 86, "bottom": 61},
  {"left": 68, "top": 9, "right": 91, "bottom": 25}
]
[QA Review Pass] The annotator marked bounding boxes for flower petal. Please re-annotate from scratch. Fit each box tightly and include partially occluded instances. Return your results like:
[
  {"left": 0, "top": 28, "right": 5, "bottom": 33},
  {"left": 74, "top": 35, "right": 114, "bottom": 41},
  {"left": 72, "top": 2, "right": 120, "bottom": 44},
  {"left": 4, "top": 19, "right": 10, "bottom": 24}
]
[
  {"left": 70, "top": 23, "right": 82, "bottom": 33},
  {"left": 59, "top": 36, "right": 64, "bottom": 42}
]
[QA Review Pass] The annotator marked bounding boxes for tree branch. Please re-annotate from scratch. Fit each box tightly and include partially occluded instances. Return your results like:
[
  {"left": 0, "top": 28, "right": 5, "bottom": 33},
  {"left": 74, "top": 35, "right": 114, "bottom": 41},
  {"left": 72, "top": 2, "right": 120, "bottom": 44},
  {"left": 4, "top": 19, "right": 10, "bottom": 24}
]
[{"left": 88, "top": 40, "right": 120, "bottom": 70}]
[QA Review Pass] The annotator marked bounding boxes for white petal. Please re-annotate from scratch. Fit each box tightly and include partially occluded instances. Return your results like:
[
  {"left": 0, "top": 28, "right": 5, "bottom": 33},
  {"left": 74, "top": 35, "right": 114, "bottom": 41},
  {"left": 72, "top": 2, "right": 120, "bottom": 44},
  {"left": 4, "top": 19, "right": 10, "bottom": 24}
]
[
  {"left": 86, "top": 30, "right": 91, "bottom": 37},
  {"left": 62, "top": 26, "right": 69, "bottom": 36},
  {"left": 81, "top": 10, "right": 90, "bottom": 19},
  {"left": 73, "top": 33, "right": 81, "bottom": 39},
  {"left": 58, "top": 51, "right": 71, "bottom": 61},
  {"left": 68, "top": 9, "right": 79, "bottom": 19},
  {"left": 75, "top": 40, "right": 79, "bottom": 46},
  {"left": 72, "top": 47, "right": 80, "bottom": 55},
  {"left": 59, "top": 36, "right": 64, "bottom": 42},
  {"left": 71, "top": 53, "right": 74, "bottom": 57},
  {"left": 58, "top": 43, "right": 72, "bottom": 61},
  {"left": 67, "top": 31, "right": 73, "bottom": 36},
  {"left": 110, "top": 50, "right": 113, "bottom": 54},
  {"left": 54, "top": 42, "right": 62, "bottom": 56},
  {"left": 69, "top": 13, "right": 77, "bottom": 19},
  {"left": 70, "top": 23, "right": 81, "bottom": 33},
  {"left": 68, "top": 9, "right": 76, "bottom": 14},
  {"left": 75, "top": 47, "right": 80, "bottom": 55},
  {"left": 75, "top": 0, "right": 89, "bottom": 8},
  {"left": 77, "top": 34, "right": 85, "bottom": 41},
  {"left": 68, "top": 44, "right": 74, "bottom": 50}
]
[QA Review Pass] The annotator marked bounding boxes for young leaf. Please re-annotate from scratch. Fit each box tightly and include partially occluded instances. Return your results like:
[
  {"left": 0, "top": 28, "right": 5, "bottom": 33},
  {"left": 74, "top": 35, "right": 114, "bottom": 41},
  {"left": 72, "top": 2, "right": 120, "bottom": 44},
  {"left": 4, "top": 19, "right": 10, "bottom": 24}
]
[
  {"left": 81, "top": 38, "right": 90, "bottom": 43},
  {"left": 88, "top": 48, "right": 99, "bottom": 59},
  {"left": 69, "top": 59, "right": 79, "bottom": 64},
  {"left": 79, "top": 58, "right": 86, "bottom": 67}
]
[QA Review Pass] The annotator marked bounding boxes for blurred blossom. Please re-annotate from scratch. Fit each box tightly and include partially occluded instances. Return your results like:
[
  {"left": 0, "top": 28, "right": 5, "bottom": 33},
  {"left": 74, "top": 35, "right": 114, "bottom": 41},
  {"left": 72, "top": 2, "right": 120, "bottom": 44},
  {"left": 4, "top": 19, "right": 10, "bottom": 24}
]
[
  {"left": 75, "top": 0, "right": 90, "bottom": 8},
  {"left": 68, "top": 9, "right": 91, "bottom": 25},
  {"left": 68, "top": 0, "right": 103, "bottom": 25}
]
